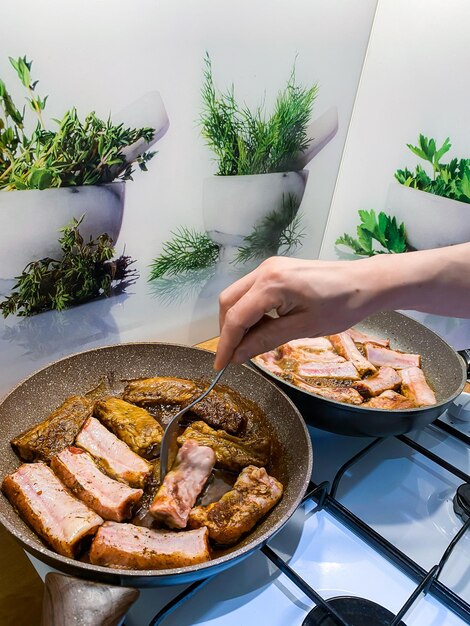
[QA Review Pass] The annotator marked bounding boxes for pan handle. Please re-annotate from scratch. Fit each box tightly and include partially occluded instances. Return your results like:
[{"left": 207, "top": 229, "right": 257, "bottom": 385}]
[
  {"left": 457, "top": 349, "right": 470, "bottom": 379},
  {"left": 41, "top": 572, "right": 139, "bottom": 626}
]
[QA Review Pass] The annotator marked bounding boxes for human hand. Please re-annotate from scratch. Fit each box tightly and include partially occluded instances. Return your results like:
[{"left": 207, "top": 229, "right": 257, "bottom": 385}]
[{"left": 214, "top": 255, "right": 379, "bottom": 370}]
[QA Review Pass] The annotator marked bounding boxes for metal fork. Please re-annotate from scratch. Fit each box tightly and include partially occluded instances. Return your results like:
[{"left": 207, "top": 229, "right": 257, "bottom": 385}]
[{"left": 159, "top": 366, "right": 227, "bottom": 483}]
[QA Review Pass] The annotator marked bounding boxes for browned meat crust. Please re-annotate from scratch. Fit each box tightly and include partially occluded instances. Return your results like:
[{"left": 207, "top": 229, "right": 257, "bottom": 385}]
[
  {"left": 188, "top": 465, "right": 283, "bottom": 545},
  {"left": 89, "top": 522, "right": 211, "bottom": 569},
  {"left": 329, "top": 333, "right": 376, "bottom": 376},
  {"left": 293, "top": 379, "right": 364, "bottom": 405},
  {"left": 150, "top": 440, "right": 215, "bottom": 529},
  {"left": 177, "top": 421, "right": 271, "bottom": 472},
  {"left": 94, "top": 397, "right": 163, "bottom": 459},
  {"left": 2, "top": 463, "right": 103, "bottom": 557},
  {"left": 123, "top": 377, "right": 246, "bottom": 434},
  {"left": 352, "top": 366, "right": 402, "bottom": 398},
  {"left": 10, "top": 396, "right": 93, "bottom": 463},
  {"left": 363, "top": 390, "right": 415, "bottom": 409}
]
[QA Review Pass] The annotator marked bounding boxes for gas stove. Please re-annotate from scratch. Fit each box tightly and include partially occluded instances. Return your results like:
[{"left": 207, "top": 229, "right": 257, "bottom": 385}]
[{"left": 58, "top": 406, "right": 467, "bottom": 626}]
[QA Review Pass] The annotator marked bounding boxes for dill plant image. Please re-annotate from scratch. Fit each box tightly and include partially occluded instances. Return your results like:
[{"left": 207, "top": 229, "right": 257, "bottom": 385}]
[
  {"left": 149, "top": 55, "right": 316, "bottom": 279},
  {"left": 200, "top": 53, "right": 318, "bottom": 176}
]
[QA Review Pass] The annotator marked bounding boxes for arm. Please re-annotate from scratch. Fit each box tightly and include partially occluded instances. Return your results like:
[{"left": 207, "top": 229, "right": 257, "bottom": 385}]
[{"left": 214, "top": 244, "right": 470, "bottom": 370}]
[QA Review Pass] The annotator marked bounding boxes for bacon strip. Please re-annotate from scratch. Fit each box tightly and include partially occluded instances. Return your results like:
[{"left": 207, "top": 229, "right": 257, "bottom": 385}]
[
  {"left": 2, "top": 463, "right": 103, "bottom": 558},
  {"left": 89, "top": 521, "right": 210, "bottom": 569},
  {"left": 329, "top": 333, "right": 376, "bottom": 375},
  {"left": 253, "top": 351, "right": 283, "bottom": 375},
  {"left": 364, "top": 390, "right": 415, "bottom": 410},
  {"left": 346, "top": 328, "right": 390, "bottom": 347},
  {"left": 76, "top": 417, "right": 152, "bottom": 489},
  {"left": 352, "top": 366, "right": 402, "bottom": 398},
  {"left": 188, "top": 466, "right": 283, "bottom": 545},
  {"left": 150, "top": 440, "right": 215, "bottom": 529},
  {"left": 298, "top": 360, "right": 360, "bottom": 380},
  {"left": 281, "top": 337, "right": 334, "bottom": 352},
  {"left": 51, "top": 447, "right": 143, "bottom": 522},
  {"left": 365, "top": 344, "right": 421, "bottom": 369},
  {"left": 400, "top": 367, "right": 436, "bottom": 407}
]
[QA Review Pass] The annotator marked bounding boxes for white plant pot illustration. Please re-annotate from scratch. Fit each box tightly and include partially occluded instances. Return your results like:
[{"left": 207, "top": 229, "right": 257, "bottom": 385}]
[
  {"left": 386, "top": 182, "right": 470, "bottom": 250},
  {"left": 0, "top": 91, "right": 169, "bottom": 281},
  {"left": 202, "top": 106, "right": 338, "bottom": 263},
  {"left": 203, "top": 170, "right": 309, "bottom": 262},
  {"left": 0, "top": 182, "right": 125, "bottom": 280}
]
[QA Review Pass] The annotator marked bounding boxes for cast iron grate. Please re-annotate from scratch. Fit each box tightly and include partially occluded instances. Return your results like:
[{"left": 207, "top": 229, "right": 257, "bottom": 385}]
[{"left": 145, "top": 423, "right": 470, "bottom": 626}]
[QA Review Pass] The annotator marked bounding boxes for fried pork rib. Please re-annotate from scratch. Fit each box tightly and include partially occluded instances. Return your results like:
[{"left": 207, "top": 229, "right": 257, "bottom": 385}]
[
  {"left": 363, "top": 390, "right": 415, "bottom": 410},
  {"left": 188, "top": 466, "right": 283, "bottom": 545},
  {"left": 365, "top": 344, "right": 421, "bottom": 369},
  {"left": 329, "top": 333, "right": 376, "bottom": 376},
  {"left": 2, "top": 463, "right": 103, "bottom": 558},
  {"left": 150, "top": 440, "right": 215, "bottom": 529},
  {"left": 346, "top": 328, "right": 390, "bottom": 347},
  {"left": 297, "top": 360, "right": 360, "bottom": 380},
  {"left": 51, "top": 447, "right": 143, "bottom": 522},
  {"left": 94, "top": 397, "right": 163, "bottom": 459},
  {"left": 76, "top": 417, "right": 152, "bottom": 489},
  {"left": 123, "top": 377, "right": 245, "bottom": 434},
  {"left": 89, "top": 521, "right": 211, "bottom": 569},
  {"left": 400, "top": 367, "right": 436, "bottom": 407},
  {"left": 352, "top": 366, "right": 402, "bottom": 398},
  {"left": 177, "top": 421, "right": 271, "bottom": 472},
  {"left": 293, "top": 378, "right": 364, "bottom": 404},
  {"left": 11, "top": 396, "right": 93, "bottom": 463}
]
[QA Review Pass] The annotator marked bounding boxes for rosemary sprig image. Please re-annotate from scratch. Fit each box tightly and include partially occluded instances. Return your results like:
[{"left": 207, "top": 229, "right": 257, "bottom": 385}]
[
  {"left": 0, "top": 217, "right": 137, "bottom": 317},
  {"left": 200, "top": 53, "right": 318, "bottom": 175}
]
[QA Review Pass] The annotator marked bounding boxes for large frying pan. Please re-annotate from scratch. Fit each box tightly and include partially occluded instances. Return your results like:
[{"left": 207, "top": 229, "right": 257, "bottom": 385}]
[
  {"left": 253, "top": 311, "right": 468, "bottom": 437},
  {"left": 0, "top": 343, "right": 312, "bottom": 625}
]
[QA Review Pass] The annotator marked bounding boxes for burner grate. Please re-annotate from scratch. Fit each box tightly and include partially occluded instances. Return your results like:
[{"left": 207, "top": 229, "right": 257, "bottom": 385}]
[{"left": 146, "top": 426, "right": 470, "bottom": 626}]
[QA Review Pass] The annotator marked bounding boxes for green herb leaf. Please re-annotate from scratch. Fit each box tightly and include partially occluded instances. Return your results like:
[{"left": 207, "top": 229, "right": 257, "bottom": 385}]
[{"left": 336, "top": 210, "right": 408, "bottom": 257}]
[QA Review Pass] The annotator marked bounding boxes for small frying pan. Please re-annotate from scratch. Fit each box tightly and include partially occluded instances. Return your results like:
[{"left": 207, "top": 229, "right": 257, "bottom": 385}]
[
  {"left": 0, "top": 343, "right": 312, "bottom": 625},
  {"left": 253, "top": 311, "right": 468, "bottom": 437}
]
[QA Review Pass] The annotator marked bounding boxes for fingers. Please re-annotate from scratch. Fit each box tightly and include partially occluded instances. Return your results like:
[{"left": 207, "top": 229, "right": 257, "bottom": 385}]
[
  {"left": 231, "top": 312, "right": 310, "bottom": 363},
  {"left": 218, "top": 268, "right": 258, "bottom": 332},
  {"left": 214, "top": 284, "right": 280, "bottom": 371}
]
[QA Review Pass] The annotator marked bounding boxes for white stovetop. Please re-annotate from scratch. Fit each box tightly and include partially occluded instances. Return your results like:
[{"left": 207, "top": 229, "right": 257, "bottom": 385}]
[{"left": 3, "top": 263, "right": 470, "bottom": 625}]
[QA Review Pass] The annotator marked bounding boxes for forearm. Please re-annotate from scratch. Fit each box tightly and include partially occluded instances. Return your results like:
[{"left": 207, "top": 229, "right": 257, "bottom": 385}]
[{"left": 353, "top": 243, "right": 470, "bottom": 318}]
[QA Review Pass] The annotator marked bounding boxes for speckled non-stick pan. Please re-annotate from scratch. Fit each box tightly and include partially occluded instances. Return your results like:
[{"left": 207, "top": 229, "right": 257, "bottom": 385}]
[
  {"left": 0, "top": 343, "right": 312, "bottom": 624},
  {"left": 253, "top": 311, "right": 468, "bottom": 437}
]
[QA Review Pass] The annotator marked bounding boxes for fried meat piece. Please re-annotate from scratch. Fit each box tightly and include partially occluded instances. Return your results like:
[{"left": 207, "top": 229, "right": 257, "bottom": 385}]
[
  {"left": 10, "top": 396, "right": 93, "bottom": 463},
  {"left": 2, "top": 463, "right": 103, "bottom": 558},
  {"left": 365, "top": 344, "right": 421, "bottom": 369},
  {"left": 150, "top": 440, "right": 215, "bottom": 529},
  {"left": 297, "top": 361, "right": 360, "bottom": 380},
  {"left": 363, "top": 390, "right": 415, "bottom": 410},
  {"left": 76, "top": 417, "right": 152, "bottom": 489},
  {"left": 352, "top": 366, "right": 402, "bottom": 398},
  {"left": 329, "top": 333, "right": 376, "bottom": 376},
  {"left": 346, "top": 328, "right": 390, "bottom": 347},
  {"left": 177, "top": 421, "right": 271, "bottom": 472},
  {"left": 293, "top": 378, "right": 363, "bottom": 405},
  {"left": 94, "top": 397, "right": 163, "bottom": 459},
  {"left": 253, "top": 351, "right": 284, "bottom": 375},
  {"left": 188, "top": 465, "right": 283, "bottom": 545},
  {"left": 89, "top": 521, "right": 210, "bottom": 569},
  {"left": 399, "top": 367, "right": 436, "bottom": 407},
  {"left": 279, "top": 338, "right": 345, "bottom": 364},
  {"left": 123, "top": 377, "right": 245, "bottom": 434},
  {"left": 51, "top": 447, "right": 143, "bottom": 522},
  {"left": 284, "top": 337, "right": 334, "bottom": 351}
]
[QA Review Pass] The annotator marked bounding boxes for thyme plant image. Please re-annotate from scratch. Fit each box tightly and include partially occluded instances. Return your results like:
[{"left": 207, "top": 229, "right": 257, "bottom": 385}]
[
  {"left": 200, "top": 54, "right": 318, "bottom": 176},
  {"left": 0, "top": 217, "right": 137, "bottom": 317},
  {"left": 336, "top": 210, "right": 408, "bottom": 257},
  {"left": 0, "top": 56, "right": 156, "bottom": 190},
  {"left": 394, "top": 134, "right": 470, "bottom": 204}
]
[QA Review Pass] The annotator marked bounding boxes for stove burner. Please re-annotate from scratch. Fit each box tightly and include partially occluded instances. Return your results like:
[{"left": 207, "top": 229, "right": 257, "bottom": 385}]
[
  {"left": 453, "top": 483, "right": 470, "bottom": 523},
  {"left": 302, "top": 596, "right": 407, "bottom": 626}
]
